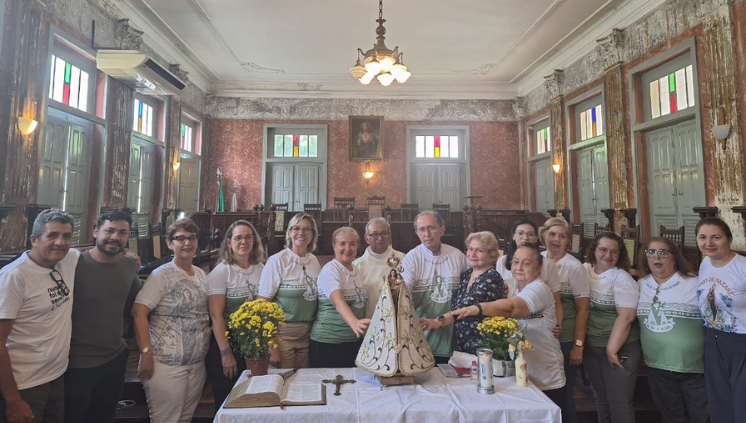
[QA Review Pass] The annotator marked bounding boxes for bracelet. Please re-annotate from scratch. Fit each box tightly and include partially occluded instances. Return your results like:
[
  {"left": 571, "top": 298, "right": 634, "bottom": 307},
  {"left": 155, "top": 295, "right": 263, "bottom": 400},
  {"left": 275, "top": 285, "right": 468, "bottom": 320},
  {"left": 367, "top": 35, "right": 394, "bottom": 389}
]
[
  {"left": 475, "top": 303, "right": 483, "bottom": 316},
  {"left": 220, "top": 347, "right": 232, "bottom": 357}
]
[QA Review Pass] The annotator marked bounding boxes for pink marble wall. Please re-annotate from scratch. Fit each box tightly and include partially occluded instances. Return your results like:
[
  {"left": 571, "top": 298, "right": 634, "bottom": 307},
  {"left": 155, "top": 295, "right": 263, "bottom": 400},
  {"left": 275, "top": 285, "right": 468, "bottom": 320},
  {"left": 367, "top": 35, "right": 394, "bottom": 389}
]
[{"left": 207, "top": 119, "right": 521, "bottom": 211}]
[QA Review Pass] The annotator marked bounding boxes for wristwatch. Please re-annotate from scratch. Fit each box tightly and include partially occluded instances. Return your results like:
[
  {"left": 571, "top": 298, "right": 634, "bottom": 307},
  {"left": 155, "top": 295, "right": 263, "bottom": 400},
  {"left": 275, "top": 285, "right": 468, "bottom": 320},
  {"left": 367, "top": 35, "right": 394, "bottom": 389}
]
[
  {"left": 140, "top": 346, "right": 151, "bottom": 354},
  {"left": 475, "top": 303, "right": 483, "bottom": 316},
  {"left": 574, "top": 340, "right": 584, "bottom": 347}
]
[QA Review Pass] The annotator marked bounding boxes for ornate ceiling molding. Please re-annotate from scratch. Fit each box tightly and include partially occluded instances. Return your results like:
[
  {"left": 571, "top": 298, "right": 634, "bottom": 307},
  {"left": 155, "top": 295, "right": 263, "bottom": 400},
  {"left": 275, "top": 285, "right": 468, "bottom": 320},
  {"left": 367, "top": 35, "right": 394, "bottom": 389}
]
[
  {"left": 116, "top": 19, "right": 143, "bottom": 50},
  {"left": 512, "top": 96, "right": 524, "bottom": 120},
  {"left": 169, "top": 64, "right": 190, "bottom": 83},
  {"left": 450, "top": 63, "right": 498, "bottom": 75},
  {"left": 205, "top": 97, "right": 515, "bottom": 122},
  {"left": 240, "top": 62, "right": 285, "bottom": 74}
]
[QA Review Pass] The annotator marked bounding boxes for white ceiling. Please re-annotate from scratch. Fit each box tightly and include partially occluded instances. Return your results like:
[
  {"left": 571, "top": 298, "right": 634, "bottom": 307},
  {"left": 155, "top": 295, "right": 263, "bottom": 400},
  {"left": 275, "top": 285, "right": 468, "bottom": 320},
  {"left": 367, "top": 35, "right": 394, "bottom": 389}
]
[{"left": 122, "top": 0, "right": 660, "bottom": 99}]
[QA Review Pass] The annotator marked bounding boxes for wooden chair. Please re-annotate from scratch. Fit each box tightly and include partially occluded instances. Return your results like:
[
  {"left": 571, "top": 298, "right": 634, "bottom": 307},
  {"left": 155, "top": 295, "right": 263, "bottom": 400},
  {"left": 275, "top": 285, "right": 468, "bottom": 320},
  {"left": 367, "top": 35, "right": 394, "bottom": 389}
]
[
  {"left": 432, "top": 203, "right": 452, "bottom": 233},
  {"left": 273, "top": 203, "right": 289, "bottom": 211},
  {"left": 400, "top": 203, "right": 419, "bottom": 222},
  {"left": 271, "top": 203, "right": 289, "bottom": 232},
  {"left": 367, "top": 196, "right": 385, "bottom": 220},
  {"left": 333, "top": 197, "right": 355, "bottom": 220},
  {"left": 659, "top": 225, "right": 685, "bottom": 253},
  {"left": 593, "top": 222, "right": 607, "bottom": 235},
  {"left": 568, "top": 223, "right": 585, "bottom": 260},
  {"left": 303, "top": 203, "right": 323, "bottom": 222},
  {"left": 620, "top": 225, "right": 641, "bottom": 268}
]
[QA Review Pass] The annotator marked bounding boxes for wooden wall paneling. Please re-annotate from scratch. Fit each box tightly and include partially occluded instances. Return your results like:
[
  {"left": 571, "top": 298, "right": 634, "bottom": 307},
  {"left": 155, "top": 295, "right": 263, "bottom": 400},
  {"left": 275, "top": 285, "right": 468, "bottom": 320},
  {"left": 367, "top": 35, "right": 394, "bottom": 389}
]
[
  {"left": 605, "top": 64, "right": 630, "bottom": 231},
  {"left": 102, "top": 79, "right": 134, "bottom": 208}
]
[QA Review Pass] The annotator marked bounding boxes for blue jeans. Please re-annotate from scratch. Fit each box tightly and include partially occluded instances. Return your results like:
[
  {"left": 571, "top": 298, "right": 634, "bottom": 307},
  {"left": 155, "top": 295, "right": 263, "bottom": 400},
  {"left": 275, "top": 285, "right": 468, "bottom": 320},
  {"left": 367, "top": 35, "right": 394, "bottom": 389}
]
[
  {"left": 560, "top": 341, "right": 580, "bottom": 423},
  {"left": 583, "top": 341, "right": 641, "bottom": 423}
]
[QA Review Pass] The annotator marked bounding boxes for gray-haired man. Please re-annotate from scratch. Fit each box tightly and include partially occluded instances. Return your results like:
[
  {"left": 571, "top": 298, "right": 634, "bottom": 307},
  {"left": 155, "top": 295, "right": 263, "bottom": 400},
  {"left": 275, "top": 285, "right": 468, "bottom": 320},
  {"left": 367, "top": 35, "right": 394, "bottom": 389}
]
[
  {"left": 353, "top": 218, "right": 405, "bottom": 318},
  {"left": 0, "top": 209, "right": 80, "bottom": 423}
]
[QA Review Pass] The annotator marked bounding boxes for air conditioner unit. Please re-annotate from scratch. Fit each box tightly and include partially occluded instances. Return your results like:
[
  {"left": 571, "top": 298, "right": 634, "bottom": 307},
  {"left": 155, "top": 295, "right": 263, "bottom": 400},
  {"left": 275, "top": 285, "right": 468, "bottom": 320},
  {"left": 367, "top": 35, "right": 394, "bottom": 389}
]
[{"left": 96, "top": 50, "right": 186, "bottom": 95}]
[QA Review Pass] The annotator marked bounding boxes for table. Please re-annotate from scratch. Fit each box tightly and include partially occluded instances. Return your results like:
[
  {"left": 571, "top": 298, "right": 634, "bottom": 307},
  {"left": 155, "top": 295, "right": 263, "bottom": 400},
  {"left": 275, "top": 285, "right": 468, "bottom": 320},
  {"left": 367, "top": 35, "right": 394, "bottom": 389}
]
[{"left": 214, "top": 367, "right": 560, "bottom": 423}]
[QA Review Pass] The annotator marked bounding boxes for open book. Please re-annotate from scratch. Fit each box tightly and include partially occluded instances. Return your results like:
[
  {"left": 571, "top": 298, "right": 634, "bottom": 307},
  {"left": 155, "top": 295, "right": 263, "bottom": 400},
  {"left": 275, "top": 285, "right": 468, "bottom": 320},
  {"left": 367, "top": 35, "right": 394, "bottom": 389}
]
[{"left": 224, "top": 374, "right": 326, "bottom": 408}]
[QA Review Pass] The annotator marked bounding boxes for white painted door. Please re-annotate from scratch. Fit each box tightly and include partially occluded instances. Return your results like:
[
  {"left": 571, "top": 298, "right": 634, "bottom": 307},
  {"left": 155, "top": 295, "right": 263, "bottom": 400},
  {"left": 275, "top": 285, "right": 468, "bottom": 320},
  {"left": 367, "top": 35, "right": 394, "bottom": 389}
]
[
  {"left": 534, "top": 158, "right": 554, "bottom": 213},
  {"left": 646, "top": 119, "right": 705, "bottom": 246},
  {"left": 413, "top": 164, "right": 437, "bottom": 210},
  {"left": 39, "top": 116, "right": 68, "bottom": 208},
  {"left": 411, "top": 164, "right": 463, "bottom": 210},
  {"left": 576, "top": 145, "right": 610, "bottom": 236},
  {"left": 178, "top": 158, "right": 200, "bottom": 213},
  {"left": 268, "top": 164, "right": 320, "bottom": 212},
  {"left": 439, "top": 165, "right": 462, "bottom": 208}
]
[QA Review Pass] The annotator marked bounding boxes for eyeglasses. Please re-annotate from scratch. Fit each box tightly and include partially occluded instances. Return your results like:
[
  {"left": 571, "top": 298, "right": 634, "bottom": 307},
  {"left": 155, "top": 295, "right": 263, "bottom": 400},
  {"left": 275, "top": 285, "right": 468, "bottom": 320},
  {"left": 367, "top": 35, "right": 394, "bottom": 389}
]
[
  {"left": 232, "top": 235, "right": 254, "bottom": 242},
  {"left": 645, "top": 249, "right": 672, "bottom": 258},
  {"left": 172, "top": 235, "right": 198, "bottom": 244},
  {"left": 597, "top": 247, "right": 620, "bottom": 256},
  {"left": 515, "top": 230, "right": 537, "bottom": 238},
  {"left": 416, "top": 225, "right": 442, "bottom": 234},
  {"left": 49, "top": 270, "right": 70, "bottom": 297},
  {"left": 367, "top": 232, "right": 390, "bottom": 239},
  {"left": 290, "top": 226, "right": 313, "bottom": 233}
]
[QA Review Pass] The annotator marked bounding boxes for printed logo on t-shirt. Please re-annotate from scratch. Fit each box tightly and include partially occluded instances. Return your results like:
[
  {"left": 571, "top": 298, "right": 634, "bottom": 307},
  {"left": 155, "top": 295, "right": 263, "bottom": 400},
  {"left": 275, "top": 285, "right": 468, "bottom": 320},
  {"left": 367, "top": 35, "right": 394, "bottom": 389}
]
[
  {"left": 48, "top": 286, "right": 70, "bottom": 311},
  {"left": 698, "top": 278, "right": 738, "bottom": 332},
  {"left": 643, "top": 303, "right": 675, "bottom": 333}
]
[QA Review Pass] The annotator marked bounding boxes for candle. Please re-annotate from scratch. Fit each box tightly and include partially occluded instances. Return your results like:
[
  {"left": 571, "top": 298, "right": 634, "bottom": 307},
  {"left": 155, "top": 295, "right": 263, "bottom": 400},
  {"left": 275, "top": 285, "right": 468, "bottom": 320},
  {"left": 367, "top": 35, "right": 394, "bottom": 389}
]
[{"left": 476, "top": 348, "right": 495, "bottom": 394}]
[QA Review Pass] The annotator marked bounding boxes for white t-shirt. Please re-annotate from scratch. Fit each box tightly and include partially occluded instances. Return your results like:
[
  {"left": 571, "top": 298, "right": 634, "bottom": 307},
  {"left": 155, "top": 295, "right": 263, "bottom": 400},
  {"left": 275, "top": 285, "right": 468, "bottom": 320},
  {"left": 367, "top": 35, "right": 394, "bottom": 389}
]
[
  {"left": 512, "top": 280, "right": 566, "bottom": 390},
  {"left": 257, "top": 248, "right": 320, "bottom": 322},
  {"left": 353, "top": 246, "right": 405, "bottom": 318},
  {"left": 543, "top": 252, "right": 591, "bottom": 343},
  {"left": 698, "top": 254, "right": 746, "bottom": 334},
  {"left": 135, "top": 262, "right": 210, "bottom": 366},
  {"left": 0, "top": 249, "right": 80, "bottom": 389},
  {"left": 205, "top": 262, "right": 264, "bottom": 320},
  {"left": 496, "top": 255, "right": 561, "bottom": 297}
]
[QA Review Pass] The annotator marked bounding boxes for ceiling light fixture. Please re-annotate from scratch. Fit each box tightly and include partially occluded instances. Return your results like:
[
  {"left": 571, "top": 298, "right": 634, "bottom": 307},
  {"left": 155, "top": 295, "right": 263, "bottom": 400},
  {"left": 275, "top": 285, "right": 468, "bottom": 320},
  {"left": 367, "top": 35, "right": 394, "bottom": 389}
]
[{"left": 349, "top": 0, "right": 411, "bottom": 86}]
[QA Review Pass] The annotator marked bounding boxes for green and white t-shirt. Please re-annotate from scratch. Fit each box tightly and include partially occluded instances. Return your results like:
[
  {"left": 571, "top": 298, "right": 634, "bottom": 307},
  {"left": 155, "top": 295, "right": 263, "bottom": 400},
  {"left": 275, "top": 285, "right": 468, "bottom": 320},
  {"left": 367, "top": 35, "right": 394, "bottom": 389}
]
[
  {"left": 585, "top": 264, "right": 640, "bottom": 347},
  {"left": 402, "top": 244, "right": 468, "bottom": 358},
  {"left": 206, "top": 262, "right": 265, "bottom": 321},
  {"left": 544, "top": 253, "right": 590, "bottom": 343},
  {"left": 637, "top": 272, "right": 704, "bottom": 373},
  {"left": 258, "top": 248, "right": 320, "bottom": 322},
  {"left": 311, "top": 259, "right": 367, "bottom": 344}
]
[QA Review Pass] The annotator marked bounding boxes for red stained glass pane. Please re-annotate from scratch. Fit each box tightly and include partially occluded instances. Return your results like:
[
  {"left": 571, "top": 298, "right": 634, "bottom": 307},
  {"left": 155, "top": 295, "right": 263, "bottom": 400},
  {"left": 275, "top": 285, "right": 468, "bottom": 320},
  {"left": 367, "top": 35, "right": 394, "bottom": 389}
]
[
  {"left": 670, "top": 93, "right": 677, "bottom": 113},
  {"left": 294, "top": 135, "right": 299, "bottom": 147},
  {"left": 63, "top": 84, "right": 70, "bottom": 105},
  {"left": 434, "top": 136, "right": 440, "bottom": 148}
]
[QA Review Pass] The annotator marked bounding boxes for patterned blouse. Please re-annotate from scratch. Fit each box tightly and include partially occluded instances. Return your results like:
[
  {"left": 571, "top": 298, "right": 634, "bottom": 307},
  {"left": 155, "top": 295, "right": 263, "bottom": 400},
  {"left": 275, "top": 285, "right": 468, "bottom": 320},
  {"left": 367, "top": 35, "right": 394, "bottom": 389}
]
[{"left": 452, "top": 267, "right": 505, "bottom": 354}]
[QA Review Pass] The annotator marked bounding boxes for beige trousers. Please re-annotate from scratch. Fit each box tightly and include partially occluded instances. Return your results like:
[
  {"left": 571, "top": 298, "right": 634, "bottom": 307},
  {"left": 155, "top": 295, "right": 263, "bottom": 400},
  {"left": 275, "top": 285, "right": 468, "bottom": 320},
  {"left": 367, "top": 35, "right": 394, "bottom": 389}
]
[{"left": 277, "top": 321, "right": 312, "bottom": 369}]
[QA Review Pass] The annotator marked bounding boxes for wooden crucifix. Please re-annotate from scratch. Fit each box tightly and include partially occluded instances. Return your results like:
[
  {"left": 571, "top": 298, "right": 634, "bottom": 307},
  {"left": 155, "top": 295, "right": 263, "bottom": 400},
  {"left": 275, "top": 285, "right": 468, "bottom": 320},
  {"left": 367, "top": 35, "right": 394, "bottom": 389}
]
[{"left": 322, "top": 374, "right": 356, "bottom": 396}]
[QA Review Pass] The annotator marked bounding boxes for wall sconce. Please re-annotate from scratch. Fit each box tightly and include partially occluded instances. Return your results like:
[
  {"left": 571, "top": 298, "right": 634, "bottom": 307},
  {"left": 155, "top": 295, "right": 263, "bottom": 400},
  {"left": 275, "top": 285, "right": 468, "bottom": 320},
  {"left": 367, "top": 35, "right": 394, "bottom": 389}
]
[
  {"left": 17, "top": 117, "right": 38, "bottom": 135},
  {"left": 552, "top": 163, "right": 561, "bottom": 174},
  {"left": 712, "top": 106, "right": 731, "bottom": 150},
  {"left": 362, "top": 162, "right": 375, "bottom": 185}
]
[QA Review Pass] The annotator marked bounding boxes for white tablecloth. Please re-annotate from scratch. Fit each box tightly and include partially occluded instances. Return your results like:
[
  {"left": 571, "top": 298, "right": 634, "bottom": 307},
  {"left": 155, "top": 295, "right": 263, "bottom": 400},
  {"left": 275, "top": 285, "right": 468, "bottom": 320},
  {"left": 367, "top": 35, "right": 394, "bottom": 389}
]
[{"left": 214, "top": 367, "right": 560, "bottom": 423}]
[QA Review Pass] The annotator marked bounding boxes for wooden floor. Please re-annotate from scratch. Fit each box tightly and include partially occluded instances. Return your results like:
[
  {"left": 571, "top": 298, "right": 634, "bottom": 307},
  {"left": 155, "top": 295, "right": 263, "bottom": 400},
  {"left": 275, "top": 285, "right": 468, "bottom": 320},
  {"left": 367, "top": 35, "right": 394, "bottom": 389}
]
[{"left": 116, "top": 338, "right": 662, "bottom": 423}]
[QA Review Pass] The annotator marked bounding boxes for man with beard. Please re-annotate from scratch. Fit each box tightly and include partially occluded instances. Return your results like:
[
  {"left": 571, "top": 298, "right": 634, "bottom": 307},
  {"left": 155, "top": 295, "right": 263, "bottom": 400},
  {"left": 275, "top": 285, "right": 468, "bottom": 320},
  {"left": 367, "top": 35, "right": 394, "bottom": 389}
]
[
  {"left": 353, "top": 218, "right": 405, "bottom": 318},
  {"left": 0, "top": 209, "right": 80, "bottom": 423},
  {"left": 64, "top": 210, "right": 141, "bottom": 423}
]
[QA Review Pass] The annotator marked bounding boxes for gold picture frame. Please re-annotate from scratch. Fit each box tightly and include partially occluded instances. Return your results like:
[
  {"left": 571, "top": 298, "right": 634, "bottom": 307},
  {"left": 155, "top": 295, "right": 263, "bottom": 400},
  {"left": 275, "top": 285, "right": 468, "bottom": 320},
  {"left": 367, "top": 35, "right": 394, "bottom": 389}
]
[{"left": 349, "top": 115, "right": 383, "bottom": 161}]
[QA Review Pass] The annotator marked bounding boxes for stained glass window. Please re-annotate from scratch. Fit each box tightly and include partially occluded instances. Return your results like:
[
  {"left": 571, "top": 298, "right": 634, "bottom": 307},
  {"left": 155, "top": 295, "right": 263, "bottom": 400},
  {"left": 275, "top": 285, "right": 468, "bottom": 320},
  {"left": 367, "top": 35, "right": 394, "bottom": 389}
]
[
  {"left": 181, "top": 123, "right": 193, "bottom": 152},
  {"left": 649, "top": 64, "right": 695, "bottom": 119},
  {"left": 273, "top": 134, "right": 318, "bottom": 158},
  {"left": 49, "top": 54, "right": 90, "bottom": 112},
  {"left": 414, "top": 135, "right": 459, "bottom": 158},
  {"left": 133, "top": 99, "right": 154, "bottom": 137},
  {"left": 579, "top": 105, "right": 604, "bottom": 141},
  {"left": 536, "top": 127, "right": 551, "bottom": 154}
]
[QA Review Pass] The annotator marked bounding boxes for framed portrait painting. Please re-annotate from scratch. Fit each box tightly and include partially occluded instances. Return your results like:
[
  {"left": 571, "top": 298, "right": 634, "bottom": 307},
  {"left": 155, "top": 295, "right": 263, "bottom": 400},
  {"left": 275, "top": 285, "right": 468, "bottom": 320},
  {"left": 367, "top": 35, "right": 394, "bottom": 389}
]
[{"left": 349, "top": 115, "right": 383, "bottom": 161}]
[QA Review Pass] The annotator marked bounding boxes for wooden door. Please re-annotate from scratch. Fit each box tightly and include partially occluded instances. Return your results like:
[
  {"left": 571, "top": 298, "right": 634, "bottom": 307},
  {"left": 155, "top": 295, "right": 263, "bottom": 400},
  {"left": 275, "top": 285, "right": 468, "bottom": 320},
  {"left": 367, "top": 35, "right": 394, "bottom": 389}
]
[
  {"left": 534, "top": 158, "right": 554, "bottom": 213},
  {"left": 412, "top": 164, "right": 437, "bottom": 210},
  {"left": 438, "top": 165, "right": 462, "bottom": 209},
  {"left": 178, "top": 158, "right": 200, "bottom": 213},
  {"left": 63, "top": 123, "right": 92, "bottom": 244},
  {"left": 39, "top": 116, "right": 68, "bottom": 208},
  {"left": 295, "top": 165, "right": 319, "bottom": 212}
]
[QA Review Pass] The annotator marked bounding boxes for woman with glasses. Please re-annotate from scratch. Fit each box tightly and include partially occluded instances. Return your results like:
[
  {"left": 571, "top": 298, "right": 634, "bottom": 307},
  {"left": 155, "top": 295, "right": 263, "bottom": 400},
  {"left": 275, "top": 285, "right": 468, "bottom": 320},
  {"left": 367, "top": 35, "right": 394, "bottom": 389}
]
[
  {"left": 495, "top": 219, "right": 563, "bottom": 329},
  {"left": 132, "top": 218, "right": 210, "bottom": 423},
  {"left": 310, "top": 227, "right": 371, "bottom": 367},
  {"left": 539, "top": 217, "right": 591, "bottom": 423},
  {"left": 420, "top": 231, "right": 504, "bottom": 354},
  {"left": 258, "top": 213, "right": 321, "bottom": 369},
  {"left": 636, "top": 237, "right": 707, "bottom": 423},
  {"left": 205, "top": 220, "right": 265, "bottom": 411},
  {"left": 583, "top": 231, "right": 640, "bottom": 423},
  {"left": 695, "top": 217, "right": 746, "bottom": 423}
]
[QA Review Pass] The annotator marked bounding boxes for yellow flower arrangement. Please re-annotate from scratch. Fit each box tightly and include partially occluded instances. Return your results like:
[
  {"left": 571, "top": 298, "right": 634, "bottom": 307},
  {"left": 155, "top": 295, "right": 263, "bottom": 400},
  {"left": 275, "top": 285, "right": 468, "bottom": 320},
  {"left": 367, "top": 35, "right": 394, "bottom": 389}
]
[
  {"left": 477, "top": 316, "right": 533, "bottom": 360},
  {"left": 227, "top": 299, "right": 286, "bottom": 360}
]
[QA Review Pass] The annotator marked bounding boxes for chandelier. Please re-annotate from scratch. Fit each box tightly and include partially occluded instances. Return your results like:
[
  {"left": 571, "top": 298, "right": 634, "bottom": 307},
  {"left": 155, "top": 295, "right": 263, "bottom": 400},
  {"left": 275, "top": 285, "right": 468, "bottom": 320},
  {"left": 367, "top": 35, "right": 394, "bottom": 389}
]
[{"left": 349, "top": 0, "right": 411, "bottom": 86}]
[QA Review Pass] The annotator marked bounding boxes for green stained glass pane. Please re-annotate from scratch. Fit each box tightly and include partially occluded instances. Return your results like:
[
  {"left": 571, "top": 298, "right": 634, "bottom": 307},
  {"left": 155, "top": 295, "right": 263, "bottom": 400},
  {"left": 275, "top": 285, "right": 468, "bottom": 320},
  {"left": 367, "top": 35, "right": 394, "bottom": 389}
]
[
  {"left": 64, "top": 63, "right": 71, "bottom": 83},
  {"left": 299, "top": 135, "right": 308, "bottom": 157},
  {"left": 274, "top": 135, "right": 284, "bottom": 156},
  {"left": 284, "top": 135, "right": 293, "bottom": 157},
  {"left": 309, "top": 135, "right": 318, "bottom": 157},
  {"left": 669, "top": 73, "right": 675, "bottom": 92}
]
